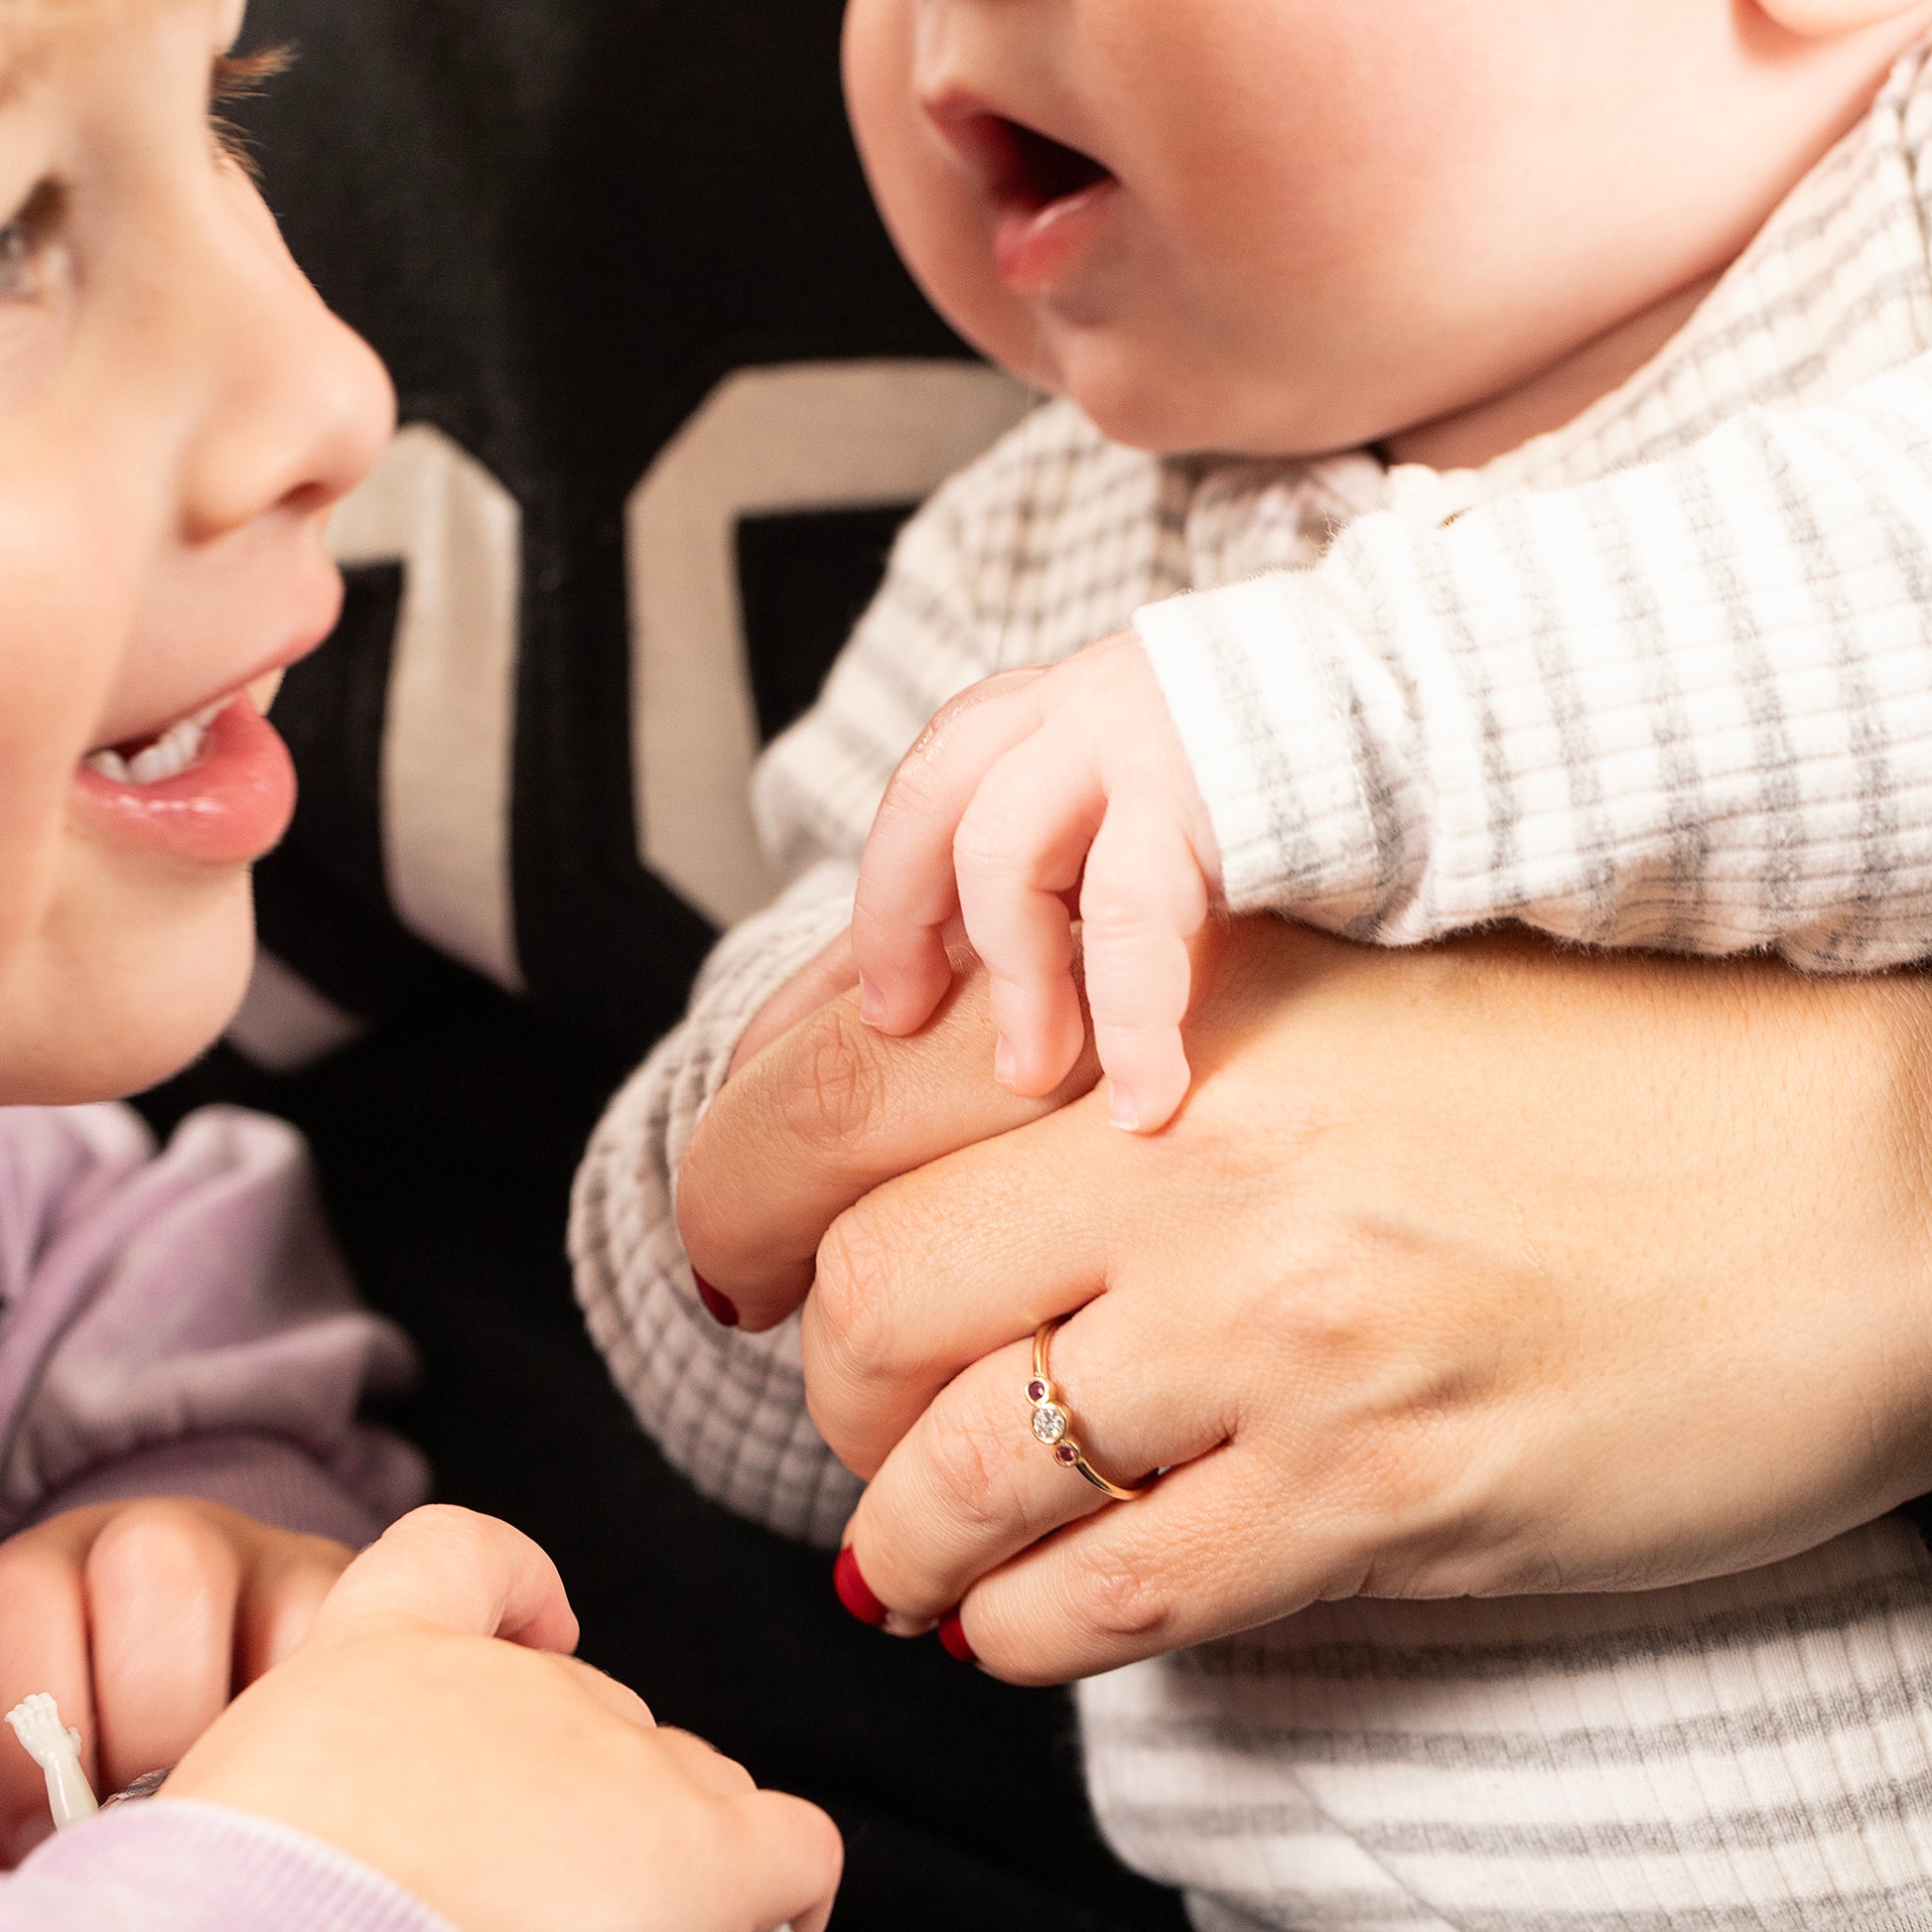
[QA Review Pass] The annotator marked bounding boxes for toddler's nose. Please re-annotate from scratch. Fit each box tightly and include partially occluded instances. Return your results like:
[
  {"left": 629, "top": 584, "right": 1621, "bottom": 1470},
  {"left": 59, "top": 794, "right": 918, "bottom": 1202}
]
[{"left": 181, "top": 195, "right": 395, "bottom": 544}]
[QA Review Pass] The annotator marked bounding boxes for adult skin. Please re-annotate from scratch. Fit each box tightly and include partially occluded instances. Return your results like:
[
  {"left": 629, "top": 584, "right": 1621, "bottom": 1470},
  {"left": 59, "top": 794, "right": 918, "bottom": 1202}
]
[{"left": 678, "top": 918, "right": 1932, "bottom": 1684}]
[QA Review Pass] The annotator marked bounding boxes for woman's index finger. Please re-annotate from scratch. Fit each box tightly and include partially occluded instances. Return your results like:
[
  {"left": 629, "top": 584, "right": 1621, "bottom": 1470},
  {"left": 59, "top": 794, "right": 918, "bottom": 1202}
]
[{"left": 676, "top": 958, "right": 1099, "bottom": 1333}]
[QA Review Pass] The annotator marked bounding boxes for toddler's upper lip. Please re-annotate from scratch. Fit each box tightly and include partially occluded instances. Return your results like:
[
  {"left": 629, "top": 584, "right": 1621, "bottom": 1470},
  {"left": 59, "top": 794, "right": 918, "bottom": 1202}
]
[{"left": 83, "top": 607, "right": 338, "bottom": 761}]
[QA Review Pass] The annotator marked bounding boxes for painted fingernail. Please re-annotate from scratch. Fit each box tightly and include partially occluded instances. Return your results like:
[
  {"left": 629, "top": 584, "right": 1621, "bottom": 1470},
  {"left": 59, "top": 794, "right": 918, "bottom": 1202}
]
[
  {"left": 937, "top": 1610, "right": 977, "bottom": 1664},
  {"left": 859, "top": 975, "right": 886, "bottom": 1027},
  {"left": 834, "top": 1547, "right": 889, "bottom": 1627},
  {"left": 995, "top": 1035, "right": 1019, "bottom": 1088},
  {"left": 692, "top": 1272, "right": 740, "bottom": 1328},
  {"left": 1108, "top": 1082, "right": 1140, "bottom": 1131}
]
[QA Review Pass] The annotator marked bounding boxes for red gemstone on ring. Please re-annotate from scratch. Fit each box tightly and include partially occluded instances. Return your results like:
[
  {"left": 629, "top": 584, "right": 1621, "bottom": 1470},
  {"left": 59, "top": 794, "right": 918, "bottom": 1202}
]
[
  {"left": 1028, "top": 1380, "right": 1047, "bottom": 1403},
  {"left": 1055, "top": 1444, "right": 1079, "bottom": 1464}
]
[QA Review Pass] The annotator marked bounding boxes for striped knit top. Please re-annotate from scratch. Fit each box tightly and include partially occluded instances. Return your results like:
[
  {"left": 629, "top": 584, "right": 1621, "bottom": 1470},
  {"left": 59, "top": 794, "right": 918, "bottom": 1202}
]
[{"left": 574, "top": 41, "right": 1932, "bottom": 1930}]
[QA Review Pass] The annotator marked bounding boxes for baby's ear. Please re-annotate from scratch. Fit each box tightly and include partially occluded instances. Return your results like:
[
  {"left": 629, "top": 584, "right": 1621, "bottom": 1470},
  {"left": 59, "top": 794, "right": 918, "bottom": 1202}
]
[{"left": 1758, "top": 0, "right": 1931, "bottom": 34}]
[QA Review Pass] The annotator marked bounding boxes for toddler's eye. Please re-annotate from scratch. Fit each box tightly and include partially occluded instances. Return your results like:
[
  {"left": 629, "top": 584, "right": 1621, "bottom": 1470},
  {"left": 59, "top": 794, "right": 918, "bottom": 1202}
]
[{"left": 0, "top": 183, "right": 63, "bottom": 304}]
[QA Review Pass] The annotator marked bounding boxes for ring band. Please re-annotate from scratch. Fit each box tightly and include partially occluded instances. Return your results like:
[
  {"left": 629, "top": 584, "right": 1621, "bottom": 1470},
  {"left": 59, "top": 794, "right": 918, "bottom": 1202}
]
[{"left": 1028, "top": 1317, "right": 1151, "bottom": 1503}]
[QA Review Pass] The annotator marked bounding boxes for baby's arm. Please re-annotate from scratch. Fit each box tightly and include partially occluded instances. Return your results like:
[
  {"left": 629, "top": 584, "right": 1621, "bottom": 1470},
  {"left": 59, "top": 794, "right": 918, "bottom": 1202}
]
[
  {"left": 1139, "top": 349, "right": 1932, "bottom": 965},
  {"left": 857, "top": 346, "right": 1932, "bottom": 1131},
  {"left": 569, "top": 420, "right": 1066, "bottom": 1544}
]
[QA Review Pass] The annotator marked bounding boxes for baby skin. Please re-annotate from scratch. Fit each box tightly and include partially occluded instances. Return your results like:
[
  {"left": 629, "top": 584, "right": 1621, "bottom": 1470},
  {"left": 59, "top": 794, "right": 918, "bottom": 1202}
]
[{"left": 846, "top": 0, "right": 1932, "bottom": 1131}]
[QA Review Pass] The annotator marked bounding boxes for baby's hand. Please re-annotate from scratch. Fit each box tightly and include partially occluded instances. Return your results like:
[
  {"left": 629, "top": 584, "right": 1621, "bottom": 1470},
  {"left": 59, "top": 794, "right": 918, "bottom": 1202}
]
[
  {"left": 0, "top": 1498, "right": 350, "bottom": 1864},
  {"left": 853, "top": 632, "right": 1220, "bottom": 1132}
]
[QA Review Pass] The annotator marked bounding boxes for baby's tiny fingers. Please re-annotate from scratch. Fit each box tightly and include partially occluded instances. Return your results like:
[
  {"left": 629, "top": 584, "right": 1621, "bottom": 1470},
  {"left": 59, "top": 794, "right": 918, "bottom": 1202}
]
[
  {"left": 953, "top": 732, "right": 1103, "bottom": 1096},
  {"left": 1079, "top": 798, "right": 1209, "bottom": 1133},
  {"left": 854, "top": 669, "right": 1045, "bottom": 1036}
]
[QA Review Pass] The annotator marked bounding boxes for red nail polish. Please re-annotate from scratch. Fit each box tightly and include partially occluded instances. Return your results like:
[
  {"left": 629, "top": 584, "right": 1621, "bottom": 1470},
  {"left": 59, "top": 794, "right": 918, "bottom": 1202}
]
[
  {"left": 692, "top": 1272, "right": 739, "bottom": 1328},
  {"left": 937, "top": 1611, "right": 976, "bottom": 1664},
  {"left": 834, "top": 1547, "right": 888, "bottom": 1627}
]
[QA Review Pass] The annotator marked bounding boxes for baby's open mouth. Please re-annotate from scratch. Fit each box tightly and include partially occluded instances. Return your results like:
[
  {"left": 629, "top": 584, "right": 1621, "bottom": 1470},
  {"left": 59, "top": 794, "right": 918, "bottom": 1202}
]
[
  {"left": 949, "top": 109, "right": 1115, "bottom": 214},
  {"left": 990, "top": 116, "right": 1112, "bottom": 211},
  {"left": 83, "top": 698, "right": 230, "bottom": 787}
]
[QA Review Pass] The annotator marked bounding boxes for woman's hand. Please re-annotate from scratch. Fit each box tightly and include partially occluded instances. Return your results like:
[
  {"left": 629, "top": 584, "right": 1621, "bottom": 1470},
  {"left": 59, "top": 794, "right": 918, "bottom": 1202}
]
[
  {"left": 168, "top": 1505, "right": 843, "bottom": 1932},
  {"left": 679, "top": 920, "right": 1932, "bottom": 1685},
  {"left": 0, "top": 1499, "right": 350, "bottom": 1863}
]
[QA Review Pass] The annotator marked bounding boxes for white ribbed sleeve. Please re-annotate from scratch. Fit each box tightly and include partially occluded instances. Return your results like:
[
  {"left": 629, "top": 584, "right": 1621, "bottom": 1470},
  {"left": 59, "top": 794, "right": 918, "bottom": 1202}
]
[{"left": 1137, "top": 351, "right": 1932, "bottom": 969}]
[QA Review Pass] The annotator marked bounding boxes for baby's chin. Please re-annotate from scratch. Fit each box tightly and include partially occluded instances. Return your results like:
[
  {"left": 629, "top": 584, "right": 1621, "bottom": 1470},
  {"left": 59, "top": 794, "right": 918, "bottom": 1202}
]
[
  {"left": 1052, "top": 350, "right": 1384, "bottom": 462},
  {"left": 982, "top": 308, "right": 1408, "bottom": 460}
]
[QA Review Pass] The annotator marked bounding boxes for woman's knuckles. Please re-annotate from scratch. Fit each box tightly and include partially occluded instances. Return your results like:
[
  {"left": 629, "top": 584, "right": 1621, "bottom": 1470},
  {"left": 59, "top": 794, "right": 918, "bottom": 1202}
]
[
  {"left": 973, "top": 1546, "right": 1179, "bottom": 1682},
  {"left": 777, "top": 997, "right": 897, "bottom": 1157},
  {"left": 1059, "top": 1545, "right": 1176, "bottom": 1645},
  {"left": 808, "top": 1214, "right": 911, "bottom": 1386},
  {"left": 906, "top": 1404, "right": 1027, "bottom": 1548}
]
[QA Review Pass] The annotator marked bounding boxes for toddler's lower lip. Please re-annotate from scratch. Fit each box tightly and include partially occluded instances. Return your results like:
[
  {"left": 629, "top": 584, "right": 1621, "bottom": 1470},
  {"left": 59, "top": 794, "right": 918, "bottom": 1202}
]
[
  {"left": 70, "top": 692, "right": 297, "bottom": 868},
  {"left": 993, "top": 176, "right": 1121, "bottom": 294}
]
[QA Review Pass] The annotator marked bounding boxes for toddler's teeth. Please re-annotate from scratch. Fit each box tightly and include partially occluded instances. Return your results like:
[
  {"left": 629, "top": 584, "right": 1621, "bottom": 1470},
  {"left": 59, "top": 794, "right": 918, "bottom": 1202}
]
[
  {"left": 93, "top": 707, "right": 217, "bottom": 787},
  {"left": 128, "top": 727, "right": 190, "bottom": 785}
]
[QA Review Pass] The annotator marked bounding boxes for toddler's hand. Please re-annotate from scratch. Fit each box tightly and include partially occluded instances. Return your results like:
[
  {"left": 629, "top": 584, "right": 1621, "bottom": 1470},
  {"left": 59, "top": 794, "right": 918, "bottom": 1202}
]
[
  {"left": 170, "top": 1506, "right": 843, "bottom": 1932},
  {"left": 853, "top": 631, "right": 1220, "bottom": 1131},
  {"left": 0, "top": 1498, "right": 350, "bottom": 1864}
]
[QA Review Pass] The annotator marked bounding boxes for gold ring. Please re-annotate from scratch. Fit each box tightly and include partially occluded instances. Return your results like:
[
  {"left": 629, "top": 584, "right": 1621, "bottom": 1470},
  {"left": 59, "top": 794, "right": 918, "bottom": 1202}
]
[{"left": 1028, "top": 1316, "right": 1151, "bottom": 1503}]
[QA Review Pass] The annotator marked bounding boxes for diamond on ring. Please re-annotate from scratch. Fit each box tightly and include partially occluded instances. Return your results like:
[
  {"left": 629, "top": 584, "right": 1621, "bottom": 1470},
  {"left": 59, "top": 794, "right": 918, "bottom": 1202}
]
[{"left": 1032, "top": 1403, "right": 1069, "bottom": 1446}]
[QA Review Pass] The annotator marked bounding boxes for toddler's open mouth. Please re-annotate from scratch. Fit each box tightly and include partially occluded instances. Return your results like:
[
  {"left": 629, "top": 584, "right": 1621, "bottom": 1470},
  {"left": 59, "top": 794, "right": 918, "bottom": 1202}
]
[
  {"left": 81, "top": 668, "right": 285, "bottom": 790},
  {"left": 72, "top": 679, "right": 297, "bottom": 867},
  {"left": 83, "top": 698, "right": 231, "bottom": 787}
]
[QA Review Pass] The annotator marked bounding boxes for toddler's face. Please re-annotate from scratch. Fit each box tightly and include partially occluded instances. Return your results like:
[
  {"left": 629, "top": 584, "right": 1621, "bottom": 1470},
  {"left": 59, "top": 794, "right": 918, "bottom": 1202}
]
[
  {"left": 844, "top": 0, "right": 1924, "bottom": 458},
  {"left": 0, "top": 0, "right": 391, "bottom": 1103}
]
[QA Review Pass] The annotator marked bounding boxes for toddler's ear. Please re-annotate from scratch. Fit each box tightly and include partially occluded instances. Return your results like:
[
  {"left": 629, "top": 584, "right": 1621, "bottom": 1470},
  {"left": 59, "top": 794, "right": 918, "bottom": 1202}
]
[{"left": 1758, "top": 0, "right": 1932, "bottom": 33}]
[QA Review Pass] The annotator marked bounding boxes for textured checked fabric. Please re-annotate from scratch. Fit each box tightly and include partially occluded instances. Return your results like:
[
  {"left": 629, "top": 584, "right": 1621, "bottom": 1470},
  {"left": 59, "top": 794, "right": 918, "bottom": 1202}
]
[{"left": 571, "top": 40, "right": 1932, "bottom": 1929}]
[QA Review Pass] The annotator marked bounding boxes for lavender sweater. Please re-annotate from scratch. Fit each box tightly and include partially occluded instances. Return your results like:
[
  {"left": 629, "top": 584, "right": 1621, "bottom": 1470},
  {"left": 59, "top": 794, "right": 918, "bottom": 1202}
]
[{"left": 0, "top": 1103, "right": 447, "bottom": 1929}]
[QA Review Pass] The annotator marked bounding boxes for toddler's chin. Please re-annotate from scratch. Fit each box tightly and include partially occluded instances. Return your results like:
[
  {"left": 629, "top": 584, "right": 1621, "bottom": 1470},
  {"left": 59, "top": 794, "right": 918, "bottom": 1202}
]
[{"left": 0, "top": 864, "right": 258, "bottom": 1105}]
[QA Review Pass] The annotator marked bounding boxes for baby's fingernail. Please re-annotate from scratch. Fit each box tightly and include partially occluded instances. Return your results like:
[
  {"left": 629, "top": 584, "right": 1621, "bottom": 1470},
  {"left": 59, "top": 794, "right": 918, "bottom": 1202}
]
[
  {"left": 995, "top": 1035, "right": 1019, "bottom": 1088},
  {"left": 834, "top": 1547, "right": 889, "bottom": 1627},
  {"left": 937, "top": 1610, "right": 977, "bottom": 1664},
  {"left": 692, "top": 1272, "right": 740, "bottom": 1328},
  {"left": 859, "top": 976, "right": 886, "bottom": 1027},
  {"left": 1108, "top": 1083, "right": 1140, "bottom": 1131}
]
